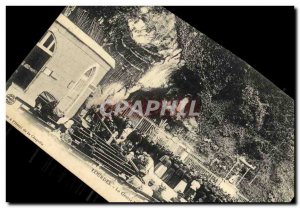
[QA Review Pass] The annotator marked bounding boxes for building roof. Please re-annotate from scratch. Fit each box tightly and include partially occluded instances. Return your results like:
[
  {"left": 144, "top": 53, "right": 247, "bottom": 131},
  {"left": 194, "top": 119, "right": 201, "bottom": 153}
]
[{"left": 56, "top": 14, "right": 115, "bottom": 69}]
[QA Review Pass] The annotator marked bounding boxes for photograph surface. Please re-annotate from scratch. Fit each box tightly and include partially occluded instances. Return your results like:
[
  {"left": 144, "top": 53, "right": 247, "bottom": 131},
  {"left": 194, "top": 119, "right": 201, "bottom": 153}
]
[{"left": 6, "top": 6, "right": 295, "bottom": 202}]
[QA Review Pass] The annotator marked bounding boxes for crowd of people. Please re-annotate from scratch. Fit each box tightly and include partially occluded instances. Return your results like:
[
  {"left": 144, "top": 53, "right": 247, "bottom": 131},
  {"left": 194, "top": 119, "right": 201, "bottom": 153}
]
[
  {"left": 52, "top": 103, "right": 239, "bottom": 202},
  {"left": 120, "top": 132, "right": 237, "bottom": 202}
]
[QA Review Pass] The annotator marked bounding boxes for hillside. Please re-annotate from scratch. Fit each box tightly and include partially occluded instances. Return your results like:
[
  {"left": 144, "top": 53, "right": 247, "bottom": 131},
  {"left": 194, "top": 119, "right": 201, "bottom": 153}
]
[{"left": 65, "top": 6, "right": 295, "bottom": 201}]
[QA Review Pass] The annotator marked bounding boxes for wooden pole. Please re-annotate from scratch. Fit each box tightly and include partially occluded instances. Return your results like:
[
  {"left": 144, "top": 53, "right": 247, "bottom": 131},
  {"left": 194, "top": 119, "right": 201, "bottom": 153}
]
[
  {"left": 237, "top": 167, "right": 250, "bottom": 185},
  {"left": 225, "top": 160, "right": 238, "bottom": 179},
  {"left": 248, "top": 171, "right": 260, "bottom": 185}
]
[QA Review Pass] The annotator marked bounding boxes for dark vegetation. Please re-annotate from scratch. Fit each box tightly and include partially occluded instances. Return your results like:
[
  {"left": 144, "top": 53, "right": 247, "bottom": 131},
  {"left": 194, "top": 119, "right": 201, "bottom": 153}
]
[{"left": 65, "top": 6, "right": 294, "bottom": 201}]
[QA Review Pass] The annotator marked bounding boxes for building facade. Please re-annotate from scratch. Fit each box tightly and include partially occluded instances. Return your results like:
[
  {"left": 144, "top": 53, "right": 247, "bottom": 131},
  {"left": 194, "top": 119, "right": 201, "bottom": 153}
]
[{"left": 7, "top": 14, "right": 115, "bottom": 118}]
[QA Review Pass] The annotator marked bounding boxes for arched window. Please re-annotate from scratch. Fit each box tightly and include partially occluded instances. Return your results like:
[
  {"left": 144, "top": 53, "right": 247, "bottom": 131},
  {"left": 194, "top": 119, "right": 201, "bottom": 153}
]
[
  {"left": 83, "top": 67, "right": 96, "bottom": 80},
  {"left": 37, "top": 31, "right": 56, "bottom": 55},
  {"left": 57, "top": 65, "right": 99, "bottom": 116}
]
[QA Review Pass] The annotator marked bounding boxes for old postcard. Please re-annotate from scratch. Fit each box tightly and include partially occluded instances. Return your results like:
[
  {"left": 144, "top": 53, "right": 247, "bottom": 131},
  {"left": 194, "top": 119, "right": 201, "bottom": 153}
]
[{"left": 6, "top": 6, "right": 294, "bottom": 202}]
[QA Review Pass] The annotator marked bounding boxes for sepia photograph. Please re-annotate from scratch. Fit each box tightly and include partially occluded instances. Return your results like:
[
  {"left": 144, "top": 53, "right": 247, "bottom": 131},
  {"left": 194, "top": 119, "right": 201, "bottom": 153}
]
[{"left": 6, "top": 6, "right": 295, "bottom": 203}]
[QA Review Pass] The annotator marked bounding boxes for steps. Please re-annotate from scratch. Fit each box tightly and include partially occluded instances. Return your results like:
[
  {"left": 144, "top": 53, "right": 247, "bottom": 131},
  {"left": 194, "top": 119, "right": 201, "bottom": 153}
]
[{"left": 69, "top": 126, "right": 136, "bottom": 177}]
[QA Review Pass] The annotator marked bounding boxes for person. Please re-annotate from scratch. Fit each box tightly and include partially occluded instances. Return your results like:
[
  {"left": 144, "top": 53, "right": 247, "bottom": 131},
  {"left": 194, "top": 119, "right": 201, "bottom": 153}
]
[
  {"left": 140, "top": 179, "right": 157, "bottom": 197},
  {"left": 126, "top": 130, "right": 141, "bottom": 146},
  {"left": 194, "top": 181, "right": 209, "bottom": 201},
  {"left": 155, "top": 144, "right": 167, "bottom": 163},
  {"left": 161, "top": 157, "right": 177, "bottom": 184},
  {"left": 121, "top": 141, "right": 134, "bottom": 155},
  {"left": 184, "top": 169, "right": 194, "bottom": 190},
  {"left": 154, "top": 154, "right": 172, "bottom": 178},
  {"left": 87, "top": 105, "right": 102, "bottom": 130},
  {"left": 84, "top": 104, "right": 96, "bottom": 121},
  {"left": 127, "top": 176, "right": 156, "bottom": 197},
  {"left": 174, "top": 178, "right": 188, "bottom": 194},
  {"left": 78, "top": 94, "right": 93, "bottom": 117},
  {"left": 147, "top": 141, "right": 158, "bottom": 160},
  {"left": 125, "top": 151, "right": 135, "bottom": 161},
  {"left": 115, "top": 123, "right": 134, "bottom": 145},
  {"left": 130, "top": 132, "right": 144, "bottom": 153},
  {"left": 77, "top": 131, "right": 95, "bottom": 156},
  {"left": 138, "top": 134, "right": 152, "bottom": 153},
  {"left": 169, "top": 163, "right": 185, "bottom": 188},
  {"left": 127, "top": 152, "right": 154, "bottom": 187},
  {"left": 170, "top": 191, "right": 186, "bottom": 202},
  {"left": 106, "top": 131, "right": 119, "bottom": 145},
  {"left": 135, "top": 147, "right": 144, "bottom": 157},
  {"left": 138, "top": 152, "right": 155, "bottom": 184},
  {"left": 52, "top": 115, "right": 74, "bottom": 138},
  {"left": 126, "top": 174, "right": 144, "bottom": 190},
  {"left": 184, "top": 177, "right": 202, "bottom": 200},
  {"left": 61, "top": 120, "right": 74, "bottom": 144},
  {"left": 52, "top": 115, "right": 67, "bottom": 135}
]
